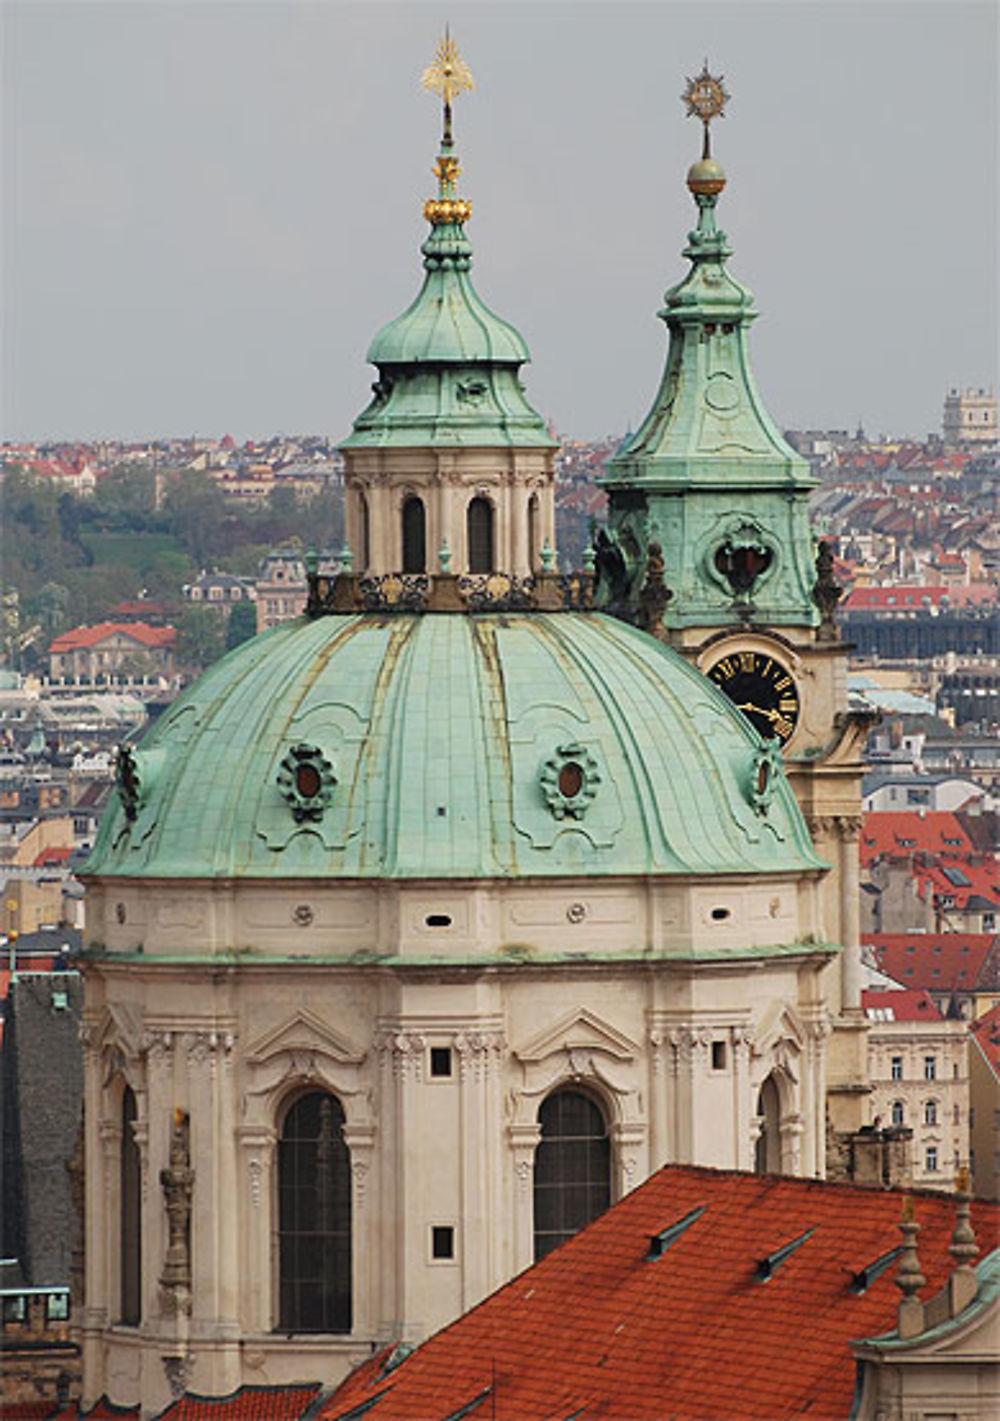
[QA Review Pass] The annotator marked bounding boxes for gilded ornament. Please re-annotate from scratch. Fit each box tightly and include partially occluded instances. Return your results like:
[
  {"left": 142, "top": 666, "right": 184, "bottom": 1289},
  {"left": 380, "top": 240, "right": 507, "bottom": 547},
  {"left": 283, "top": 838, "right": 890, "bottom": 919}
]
[
  {"left": 434, "top": 156, "right": 461, "bottom": 186},
  {"left": 421, "top": 32, "right": 474, "bottom": 106},
  {"left": 682, "top": 61, "right": 729, "bottom": 127},
  {"left": 424, "top": 197, "right": 473, "bottom": 226}
]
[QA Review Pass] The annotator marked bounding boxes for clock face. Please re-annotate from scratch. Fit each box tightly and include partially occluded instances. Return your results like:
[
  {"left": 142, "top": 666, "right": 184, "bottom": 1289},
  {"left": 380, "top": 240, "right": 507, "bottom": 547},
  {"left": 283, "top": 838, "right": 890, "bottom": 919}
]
[{"left": 706, "top": 650, "right": 800, "bottom": 744}]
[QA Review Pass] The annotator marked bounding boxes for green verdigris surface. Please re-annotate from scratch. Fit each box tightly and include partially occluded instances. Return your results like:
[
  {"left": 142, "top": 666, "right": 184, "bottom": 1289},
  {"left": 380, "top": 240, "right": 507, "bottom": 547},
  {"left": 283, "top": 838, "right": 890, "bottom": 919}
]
[
  {"left": 342, "top": 132, "right": 555, "bottom": 453},
  {"left": 85, "top": 611, "right": 823, "bottom": 881},
  {"left": 601, "top": 178, "right": 819, "bottom": 629}
]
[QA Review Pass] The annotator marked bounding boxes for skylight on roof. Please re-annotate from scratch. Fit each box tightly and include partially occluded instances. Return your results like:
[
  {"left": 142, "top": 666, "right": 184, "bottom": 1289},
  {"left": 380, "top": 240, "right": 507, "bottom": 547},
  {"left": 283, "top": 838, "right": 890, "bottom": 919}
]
[
  {"left": 755, "top": 1228, "right": 814, "bottom": 1282},
  {"left": 646, "top": 1205, "right": 706, "bottom": 1261},
  {"left": 942, "top": 866, "right": 971, "bottom": 887}
]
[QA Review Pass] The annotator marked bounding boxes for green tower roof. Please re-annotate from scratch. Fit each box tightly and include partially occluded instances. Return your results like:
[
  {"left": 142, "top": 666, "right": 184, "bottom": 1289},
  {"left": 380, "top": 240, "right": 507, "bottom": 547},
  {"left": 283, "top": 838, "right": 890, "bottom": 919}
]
[
  {"left": 595, "top": 68, "right": 822, "bottom": 631},
  {"left": 604, "top": 123, "right": 815, "bottom": 491},
  {"left": 85, "top": 611, "right": 822, "bottom": 882},
  {"left": 342, "top": 70, "right": 555, "bottom": 452}
]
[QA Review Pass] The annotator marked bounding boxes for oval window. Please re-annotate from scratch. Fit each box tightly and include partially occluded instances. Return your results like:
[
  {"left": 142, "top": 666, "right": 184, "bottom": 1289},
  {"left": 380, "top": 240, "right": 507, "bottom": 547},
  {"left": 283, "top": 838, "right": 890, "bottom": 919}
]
[
  {"left": 296, "top": 762, "right": 322, "bottom": 799},
  {"left": 558, "top": 762, "right": 584, "bottom": 799},
  {"left": 756, "top": 761, "right": 770, "bottom": 797}
]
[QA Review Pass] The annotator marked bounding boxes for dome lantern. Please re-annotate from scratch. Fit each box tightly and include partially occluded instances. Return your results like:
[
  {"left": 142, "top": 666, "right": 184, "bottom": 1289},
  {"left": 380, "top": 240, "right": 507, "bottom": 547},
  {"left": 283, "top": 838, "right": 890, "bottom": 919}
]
[{"left": 340, "top": 33, "right": 557, "bottom": 581}]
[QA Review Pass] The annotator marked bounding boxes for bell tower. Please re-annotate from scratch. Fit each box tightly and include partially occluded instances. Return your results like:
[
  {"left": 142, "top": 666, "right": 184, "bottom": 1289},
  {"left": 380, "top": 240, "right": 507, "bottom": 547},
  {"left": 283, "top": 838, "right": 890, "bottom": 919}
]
[
  {"left": 597, "top": 65, "right": 873, "bottom": 1150},
  {"left": 340, "top": 34, "right": 557, "bottom": 577}
]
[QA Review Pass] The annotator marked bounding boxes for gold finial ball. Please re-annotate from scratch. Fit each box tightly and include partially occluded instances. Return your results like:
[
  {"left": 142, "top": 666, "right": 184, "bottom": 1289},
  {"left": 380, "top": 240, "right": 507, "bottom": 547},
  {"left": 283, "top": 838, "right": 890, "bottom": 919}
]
[{"left": 687, "top": 157, "right": 727, "bottom": 196}]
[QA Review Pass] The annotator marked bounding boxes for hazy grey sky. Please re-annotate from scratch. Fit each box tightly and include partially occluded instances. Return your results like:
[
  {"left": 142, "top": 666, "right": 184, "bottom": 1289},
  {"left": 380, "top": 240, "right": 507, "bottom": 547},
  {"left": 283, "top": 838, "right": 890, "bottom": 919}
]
[{"left": 3, "top": 0, "right": 997, "bottom": 443}]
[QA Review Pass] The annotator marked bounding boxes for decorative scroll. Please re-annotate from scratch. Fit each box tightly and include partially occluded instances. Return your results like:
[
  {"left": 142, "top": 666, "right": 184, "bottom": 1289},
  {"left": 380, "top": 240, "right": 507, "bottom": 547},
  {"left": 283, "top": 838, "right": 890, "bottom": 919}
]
[
  {"left": 358, "top": 573, "right": 431, "bottom": 612},
  {"left": 458, "top": 572, "right": 536, "bottom": 610},
  {"left": 306, "top": 568, "right": 596, "bottom": 618}
]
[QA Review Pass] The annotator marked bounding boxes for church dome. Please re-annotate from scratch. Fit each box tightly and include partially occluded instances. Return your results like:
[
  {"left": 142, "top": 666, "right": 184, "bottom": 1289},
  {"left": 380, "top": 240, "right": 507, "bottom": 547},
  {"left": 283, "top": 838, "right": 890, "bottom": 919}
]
[
  {"left": 366, "top": 227, "right": 530, "bottom": 368},
  {"left": 86, "top": 610, "right": 821, "bottom": 882},
  {"left": 341, "top": 84, "right": 555, "bottom": 452}
]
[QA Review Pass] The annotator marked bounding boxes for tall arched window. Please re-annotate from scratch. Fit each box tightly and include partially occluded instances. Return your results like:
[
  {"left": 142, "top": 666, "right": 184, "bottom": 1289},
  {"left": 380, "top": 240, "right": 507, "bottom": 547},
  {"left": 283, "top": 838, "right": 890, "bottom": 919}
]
[
  {"left": 755, "top": 1074, "right": 781, "bottom": 1175},
  {"left": 120, "top": 1086, "right": 141, "bottom": 1325},
  {"left": 891, "top": 1100, "right": 905, "bottom": 1126},
  {"left": 527, "top": 494, "right": 540, "bottom": 571},
  {"left": 359, "top": 492, "right": 371, "bottom": 572},
  {"left": 277, "top": 1091, "right": 351, "bottom": 1333},
  {"left": 467, "top": 497, "right": 494, "bottom": 574},
  {"left": 401, "top": 496, "right": 426, "bottom": 574},
  {"left": 533, "top": 1089, "right": 610, "bottom": 1261}
]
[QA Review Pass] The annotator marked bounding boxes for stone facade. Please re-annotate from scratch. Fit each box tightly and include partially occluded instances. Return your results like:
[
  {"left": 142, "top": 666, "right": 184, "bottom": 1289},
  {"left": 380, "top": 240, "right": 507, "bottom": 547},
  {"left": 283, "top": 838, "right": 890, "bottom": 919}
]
[
  {"left": 79, "top": 866, "right": 833, "bottom": 1409},
  {"left": 866, "top": 1013, "right": 969, "bottom": 1185}
]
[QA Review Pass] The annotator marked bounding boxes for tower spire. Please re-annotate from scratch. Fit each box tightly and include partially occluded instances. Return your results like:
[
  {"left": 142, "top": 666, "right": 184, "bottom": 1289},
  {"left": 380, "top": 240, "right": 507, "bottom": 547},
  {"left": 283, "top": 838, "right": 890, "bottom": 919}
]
[
  {"left": 421, "top": 29, "right": 474, "bottom": 227},
  {"left": 341, "top": 32, "right": 557, "bottom": 573},
  {"left": 599, "top": 63, "right": 818, "bottom": 631}
]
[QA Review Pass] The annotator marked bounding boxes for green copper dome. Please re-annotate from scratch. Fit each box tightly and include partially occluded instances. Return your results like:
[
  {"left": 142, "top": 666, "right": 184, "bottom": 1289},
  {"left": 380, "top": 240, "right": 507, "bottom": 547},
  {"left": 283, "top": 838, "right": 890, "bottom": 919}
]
[
  {"left": 365, "top": 225, "right": 530, "bottom": 367},
  {"left": 342, "top": 113, "right": 555, "bottom": 451},
  {"left": 85, "top": 611, "right": 821, "bottom": 881}
]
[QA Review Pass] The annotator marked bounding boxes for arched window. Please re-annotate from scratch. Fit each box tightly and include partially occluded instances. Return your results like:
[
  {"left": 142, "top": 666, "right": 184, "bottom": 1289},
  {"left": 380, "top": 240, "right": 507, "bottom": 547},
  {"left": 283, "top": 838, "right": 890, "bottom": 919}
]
[
  {"left": 359, "top": 492, "right": 370, "bottom": 572},
  {"left": 527, "top": 493, "right": 540, "bottom": 571},
  {"left": 891, "top": 1100, "right": 905, "bottom": 1126},
  {"left": 401, "top": 496, "right": 426, "bottom": 574},
  {"left": 755, "top": 1074, "right": 781, "bottom": 1175},
  {"left": 533, "top": 1089, "right": 610, "bottom": 1261},
  {"left": 277, "top": 1091, "right": 351, "bottom": 1333},
  {"left": 924, "top": 1099, "right": 938, "bottom": 1127},
  {"left": 120, "top": 1086, "right": 141, "bottom": 1325},
  {"left": 467, "top": 496, "right": 494, "bottom": 575}
]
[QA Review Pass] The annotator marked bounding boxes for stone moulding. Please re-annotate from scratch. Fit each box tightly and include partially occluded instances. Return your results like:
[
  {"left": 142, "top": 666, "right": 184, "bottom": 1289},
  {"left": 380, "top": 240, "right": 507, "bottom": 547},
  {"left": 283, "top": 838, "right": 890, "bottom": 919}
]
[{"left": 306, "top": 568, "right": 595, "bottom": 617}]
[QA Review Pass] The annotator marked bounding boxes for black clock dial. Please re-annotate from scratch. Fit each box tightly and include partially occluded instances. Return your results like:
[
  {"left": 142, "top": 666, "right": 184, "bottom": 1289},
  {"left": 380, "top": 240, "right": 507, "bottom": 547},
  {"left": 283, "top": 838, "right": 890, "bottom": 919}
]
[{"left": 706, "top": 650, "right": 800, "bottom": 744}]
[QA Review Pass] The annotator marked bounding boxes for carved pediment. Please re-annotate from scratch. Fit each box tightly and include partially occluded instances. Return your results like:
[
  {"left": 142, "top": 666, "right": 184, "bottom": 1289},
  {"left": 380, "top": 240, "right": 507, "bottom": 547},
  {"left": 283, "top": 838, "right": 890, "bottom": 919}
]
[
  {"left": 753, "top": 1002, "right": 807, "bottom": 1080},
  {"left": 245, "top": 1009, "right": 365, "bottom": 1067},
  {"left": 98, "top": 1002, "right": 143, "bottom": 1060},
  {"left": 514, "top": 1007, "right": 639, "bottom": 1065}
]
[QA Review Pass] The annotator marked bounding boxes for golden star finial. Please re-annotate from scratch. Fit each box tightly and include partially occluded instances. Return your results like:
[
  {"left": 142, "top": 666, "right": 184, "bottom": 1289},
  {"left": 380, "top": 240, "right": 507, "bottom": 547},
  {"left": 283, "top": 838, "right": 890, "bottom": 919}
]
[
  {"left": 682, "top": 61, "right": 730, "bottom": 158},
  {"left": 421, "top": 30, "right": 474, "bottom": 109}
]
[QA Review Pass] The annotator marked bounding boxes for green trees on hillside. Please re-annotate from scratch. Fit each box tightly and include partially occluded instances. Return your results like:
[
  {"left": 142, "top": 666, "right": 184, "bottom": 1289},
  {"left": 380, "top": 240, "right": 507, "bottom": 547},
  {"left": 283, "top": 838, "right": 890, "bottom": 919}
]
[{"left": 1, "top": 462, "right": 342, "bottom": 664}]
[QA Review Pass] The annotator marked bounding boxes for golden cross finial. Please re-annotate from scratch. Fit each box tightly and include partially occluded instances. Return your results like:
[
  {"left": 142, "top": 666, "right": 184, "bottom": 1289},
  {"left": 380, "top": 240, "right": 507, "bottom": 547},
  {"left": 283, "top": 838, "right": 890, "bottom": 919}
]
[
  {"left": 422, "top": 30, "right": 474, "bottom": 109},
  {"left": 682, "top": 61, "right": 730, "bottom": 159}
]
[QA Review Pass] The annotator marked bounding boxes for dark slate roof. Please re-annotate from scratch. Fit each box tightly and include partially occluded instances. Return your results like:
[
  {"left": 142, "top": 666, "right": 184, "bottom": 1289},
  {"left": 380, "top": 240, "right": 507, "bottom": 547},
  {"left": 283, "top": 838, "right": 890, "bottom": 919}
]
[{"left": 0, "top": 972, "right": 83, "bottom": 1286}]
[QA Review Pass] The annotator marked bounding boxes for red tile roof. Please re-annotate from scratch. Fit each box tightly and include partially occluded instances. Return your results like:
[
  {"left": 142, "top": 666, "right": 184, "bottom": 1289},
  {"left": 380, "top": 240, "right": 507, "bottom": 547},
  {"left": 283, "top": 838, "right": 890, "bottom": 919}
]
[
  {"left": 970, "top": 1002, "right": 1000, "bottom": 1082},
  {"left": 844, "top": 583, "right": 996, "bottom": 611},
  {"left": 864, "top": 933, "right": 998, "bottom": 993},
  {"left": 156, "top": 1384, "right": 321, "bottom": 1419},
  {"left": 5, "top": 1402, "right": 139, "bottom": 1420},
  {"left": 861, "top": 811, "right": 975, "bottom": 866},
  {"left": 863, "top": 988, "right": 942, "bottom": 1022},
  {"left": 319, "top": 1165, "right": 1000, "bottom": 1421},
  {"left": 32, "top": 846, "right": 74, "bottom": 867},
  {"left": 13, "top": 1386, "right": 322, "bottom": 1421},
  {"left": 49, "top": 621, "right": 175, "bottom": 653},
  {"left": 917, "top": 861, "right": 1000, "bottom": 910}
]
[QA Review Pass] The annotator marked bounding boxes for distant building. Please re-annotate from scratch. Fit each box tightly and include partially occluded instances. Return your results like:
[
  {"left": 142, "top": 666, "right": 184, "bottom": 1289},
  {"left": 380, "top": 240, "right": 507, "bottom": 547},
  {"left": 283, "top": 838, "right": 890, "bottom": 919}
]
[
  {"left": 183, "top": 571, "right": 257, "bottom": 605},
  {"left": 862, "top": 988, "right": 968, "bottom": 1186},
  {"left": 254, "top": 549, "right": 306, "bottom": 631},
  {"left": 969, "top": 1003, "right": 1000, "bottom": 1199},
  {"left": 943, "top": 387, "right": 997, "bottom": 449},
  {"left": 48, "top": 622, "right": 176, "bottom": 685},
  {"left": 862, "top": 773, "right": 990, "bottom": 813},
  {"left": 253, "top": 549, "right": 338, "bottom": 631},
  {"left": 863, "top": 933, "right": 1000, "bottom": 1022},
  {"left": 0, "top": 971, "right": 83, "bottom": 1412}
]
